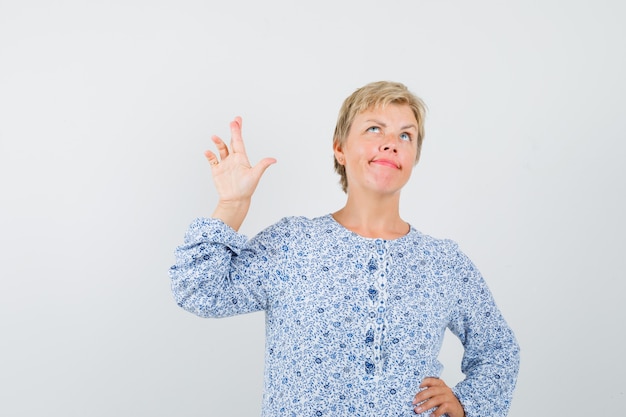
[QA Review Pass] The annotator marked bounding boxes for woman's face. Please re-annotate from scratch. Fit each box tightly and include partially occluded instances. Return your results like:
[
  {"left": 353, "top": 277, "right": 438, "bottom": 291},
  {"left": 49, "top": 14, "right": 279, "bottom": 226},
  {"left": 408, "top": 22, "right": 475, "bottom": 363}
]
[{"left": 334, "top": 103, "right": 419, "bottom": 196}]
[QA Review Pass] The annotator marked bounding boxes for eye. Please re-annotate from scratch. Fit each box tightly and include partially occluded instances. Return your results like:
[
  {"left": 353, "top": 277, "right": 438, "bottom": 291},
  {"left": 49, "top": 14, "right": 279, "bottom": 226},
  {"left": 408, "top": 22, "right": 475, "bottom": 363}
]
[
  {"left": 366, "top": 126, "right": 381, "bottom": 133},
  {"left": 400, "top": 132, "right": 412, "bottom": 141}
]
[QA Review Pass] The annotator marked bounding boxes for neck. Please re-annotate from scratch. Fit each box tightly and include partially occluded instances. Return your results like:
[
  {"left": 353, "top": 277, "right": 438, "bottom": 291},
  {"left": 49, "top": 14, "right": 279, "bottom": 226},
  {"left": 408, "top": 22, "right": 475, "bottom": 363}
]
[{"left": 332, "top": 190, "right": 408, "bottom": 239}]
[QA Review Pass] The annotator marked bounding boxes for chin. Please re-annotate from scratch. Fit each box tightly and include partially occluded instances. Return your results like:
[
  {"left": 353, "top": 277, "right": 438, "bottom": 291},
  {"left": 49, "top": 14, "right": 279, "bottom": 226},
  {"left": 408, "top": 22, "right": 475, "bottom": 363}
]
[{"left": 369, "top": 183, "right": 406, "bottom": 195}]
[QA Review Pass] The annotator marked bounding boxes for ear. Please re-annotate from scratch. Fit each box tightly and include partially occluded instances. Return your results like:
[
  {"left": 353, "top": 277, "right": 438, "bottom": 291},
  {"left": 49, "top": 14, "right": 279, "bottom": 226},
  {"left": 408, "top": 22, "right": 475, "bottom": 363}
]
[{"left": 333, "top": 140, "right": 345, "bottom": 165}]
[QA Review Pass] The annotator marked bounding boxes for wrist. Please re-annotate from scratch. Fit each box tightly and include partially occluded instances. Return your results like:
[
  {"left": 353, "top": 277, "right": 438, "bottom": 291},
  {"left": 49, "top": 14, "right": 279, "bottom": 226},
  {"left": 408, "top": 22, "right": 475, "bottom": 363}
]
[
  {"left": 215, "top": 198, "right": 251, "bottom": 211},
  {"left": 211, "top": 198, "right": 251, "bottom": 232}
]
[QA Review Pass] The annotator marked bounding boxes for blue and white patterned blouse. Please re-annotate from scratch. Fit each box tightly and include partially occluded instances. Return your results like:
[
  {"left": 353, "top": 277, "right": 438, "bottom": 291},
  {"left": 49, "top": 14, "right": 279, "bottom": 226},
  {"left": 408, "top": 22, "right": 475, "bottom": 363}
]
[{"left": 170, "top": 214, "right": 520, "bottom": 417}]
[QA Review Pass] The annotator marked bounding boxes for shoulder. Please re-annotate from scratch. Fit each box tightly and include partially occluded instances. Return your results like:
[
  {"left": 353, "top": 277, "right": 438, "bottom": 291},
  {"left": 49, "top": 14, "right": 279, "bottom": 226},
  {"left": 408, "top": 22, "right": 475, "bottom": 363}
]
[
  {"left": 250, "top": 215, "right": 330, "bottom": 244},
  {"left": 406, "top": 227, "right": 461, "bottom": 256},
  {"left": 258, "top": 214, "right": 332, "bottom": 235},
  {"left": 404, "top": 228, "right": 482, "bottom": 274},
  {"left": 244, "top": 215, "right": 335, "bottom": 258}
]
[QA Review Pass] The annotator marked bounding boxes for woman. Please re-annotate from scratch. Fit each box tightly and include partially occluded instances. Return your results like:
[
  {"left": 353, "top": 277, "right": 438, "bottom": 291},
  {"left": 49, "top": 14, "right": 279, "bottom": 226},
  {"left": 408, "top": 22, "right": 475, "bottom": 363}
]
[{"left": 170, "top": 81, "right": 520, "bottom": 417}]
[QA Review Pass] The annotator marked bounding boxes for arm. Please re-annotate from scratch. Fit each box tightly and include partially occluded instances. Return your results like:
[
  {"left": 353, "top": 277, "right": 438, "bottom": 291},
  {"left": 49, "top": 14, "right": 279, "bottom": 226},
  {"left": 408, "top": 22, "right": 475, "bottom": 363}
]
[
  {"left": 413, "top": 246, "right": 519, "bottom": 417},
  {"left": 169, "top": 217, "right": 268, "bottom": 318},
  {"left": 170, "top": 216, "right": 303, "bottom": 318},
  {"left": 169, "top": 116, "right": 277, "bottom": 317},
  {"left": 447, "top": 249, "right": 520, "bottom": 417}
]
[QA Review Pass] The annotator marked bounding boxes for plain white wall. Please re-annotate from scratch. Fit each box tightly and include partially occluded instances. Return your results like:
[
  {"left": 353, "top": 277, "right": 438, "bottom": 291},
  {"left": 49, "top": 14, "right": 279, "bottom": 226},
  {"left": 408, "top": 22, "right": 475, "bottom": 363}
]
[{"left": 1, "top": 0, "right": 625, "bottom": 415}]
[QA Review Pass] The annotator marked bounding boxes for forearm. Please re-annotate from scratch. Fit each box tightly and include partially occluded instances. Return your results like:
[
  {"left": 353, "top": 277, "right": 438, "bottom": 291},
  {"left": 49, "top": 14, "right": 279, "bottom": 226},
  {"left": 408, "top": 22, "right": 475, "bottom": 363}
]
[
  {"left": 453, "top": 350, "right": 519, "bottom": 417},
  {"left": 169, "top": 217, "right": 264, "bottom": 318},
  {"left": 452, "top": 319, "right": 520, "bottom": 416}
]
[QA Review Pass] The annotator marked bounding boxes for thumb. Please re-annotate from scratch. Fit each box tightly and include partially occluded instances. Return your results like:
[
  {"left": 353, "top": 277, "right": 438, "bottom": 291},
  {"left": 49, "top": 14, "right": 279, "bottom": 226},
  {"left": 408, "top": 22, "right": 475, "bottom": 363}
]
[{"left": 253, "top": 157, "right": 277, "bottom": 177}]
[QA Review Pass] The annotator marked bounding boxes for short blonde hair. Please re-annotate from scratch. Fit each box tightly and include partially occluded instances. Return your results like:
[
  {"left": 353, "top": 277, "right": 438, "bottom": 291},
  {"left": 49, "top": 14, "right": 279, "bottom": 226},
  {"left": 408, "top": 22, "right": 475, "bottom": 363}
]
[{"left": 333, "top": 81, "right": 427, "bottom": 193}]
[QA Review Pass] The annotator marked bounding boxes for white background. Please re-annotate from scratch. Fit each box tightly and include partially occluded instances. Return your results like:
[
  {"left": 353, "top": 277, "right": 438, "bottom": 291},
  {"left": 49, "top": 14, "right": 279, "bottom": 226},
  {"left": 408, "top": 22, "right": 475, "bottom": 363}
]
[{"left": 1, "top": 0, "right": 625, "bottom": 415}]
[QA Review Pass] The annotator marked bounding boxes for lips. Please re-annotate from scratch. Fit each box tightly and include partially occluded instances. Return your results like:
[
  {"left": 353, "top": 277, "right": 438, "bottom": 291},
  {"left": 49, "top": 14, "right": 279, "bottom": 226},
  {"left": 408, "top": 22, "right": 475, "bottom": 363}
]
[{"left": 370, "top": 158, "right": 400, "bottom": 169}]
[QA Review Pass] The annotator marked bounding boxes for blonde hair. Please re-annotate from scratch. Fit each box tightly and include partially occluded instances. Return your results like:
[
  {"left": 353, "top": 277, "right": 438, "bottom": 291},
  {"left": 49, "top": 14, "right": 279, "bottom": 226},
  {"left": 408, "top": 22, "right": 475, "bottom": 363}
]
[{"left": 333, "top": 81, "right": 427, "bottom": 193}]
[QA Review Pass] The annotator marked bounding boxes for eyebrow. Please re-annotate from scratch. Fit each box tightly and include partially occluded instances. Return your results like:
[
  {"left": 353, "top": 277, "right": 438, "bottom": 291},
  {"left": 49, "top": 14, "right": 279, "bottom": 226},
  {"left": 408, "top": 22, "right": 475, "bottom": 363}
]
[{"left": 365, "top": 119, "right": 418, "bottom": 130}]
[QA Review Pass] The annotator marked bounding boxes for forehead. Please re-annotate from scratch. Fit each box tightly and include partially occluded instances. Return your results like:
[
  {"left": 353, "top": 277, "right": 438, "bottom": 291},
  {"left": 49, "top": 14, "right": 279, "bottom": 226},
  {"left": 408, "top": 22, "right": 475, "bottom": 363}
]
[{"left": 352, "top": 103, "right": 418, "bottom": 125}]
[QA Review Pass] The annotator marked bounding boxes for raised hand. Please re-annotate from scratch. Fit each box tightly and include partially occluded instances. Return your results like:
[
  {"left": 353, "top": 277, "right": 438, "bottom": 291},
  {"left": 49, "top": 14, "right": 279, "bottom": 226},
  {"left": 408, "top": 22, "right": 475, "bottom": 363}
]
[
  {"left": 412, "top": 377, "right": 465, "bottom": 417},
  {"left": 205, "top": 116, "right": 276, "bottom": 231}
]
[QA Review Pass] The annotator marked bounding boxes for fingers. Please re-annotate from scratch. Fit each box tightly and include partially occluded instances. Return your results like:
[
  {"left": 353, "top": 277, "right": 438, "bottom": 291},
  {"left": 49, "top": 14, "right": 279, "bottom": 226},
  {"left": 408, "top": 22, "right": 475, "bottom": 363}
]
[
  {"left": 413, "top": 386, "right": 445, "bottom": 410},
  {"left": 413, "top": 391, "right": 444, "bottom": 415},
  {"left": 204, "top": 150, "right": 220, "bottom": 167},
  {"left": 206, "top": 117, "right": 275, "bottom": 176},
  {"left": 208, "top": 116, "right": 246, "bottom": 164},
  {"left": 413, "top": 378, "right": 445, "bottom": 410},
  {"left": 419, "top": 377, "right": 444, "bottom": 389},
  {"left": 412, "top": 378, "right": 465, "bottom": 417},
  {"left": 414, "top": 377, "right": 443, "bottom": 404},
  {"left": 211, "top": 135, "right": 229, "bottom": 160},
  {"left": 230, "top": 116, "right": 247, "bottom": 154}
]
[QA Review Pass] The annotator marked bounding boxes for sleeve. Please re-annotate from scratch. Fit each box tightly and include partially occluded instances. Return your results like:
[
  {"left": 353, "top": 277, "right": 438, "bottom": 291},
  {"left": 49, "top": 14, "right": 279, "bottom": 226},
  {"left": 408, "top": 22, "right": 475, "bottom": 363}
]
[
  {"left": 445, "top": 245, "right": 520, "bottom": 417},
  {"left": 169, "top": 217, "right": 275, "bottom": 318}
]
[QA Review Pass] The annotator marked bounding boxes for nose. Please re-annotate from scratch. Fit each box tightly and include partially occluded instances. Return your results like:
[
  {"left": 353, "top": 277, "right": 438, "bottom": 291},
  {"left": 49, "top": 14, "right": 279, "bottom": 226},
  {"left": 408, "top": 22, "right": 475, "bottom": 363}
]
[{"left": 380, "top": 134, "right": 398, "bottom": 153}]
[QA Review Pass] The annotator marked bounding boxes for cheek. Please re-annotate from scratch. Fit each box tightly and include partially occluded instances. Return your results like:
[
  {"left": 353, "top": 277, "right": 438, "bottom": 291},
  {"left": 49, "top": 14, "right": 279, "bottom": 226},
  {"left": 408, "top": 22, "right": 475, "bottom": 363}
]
[
  {"left": 344, "top": 145, "right": 371, "bottom": 164},
  {"left": 407, "top": 146, "right": 419, "bottom": 163}
]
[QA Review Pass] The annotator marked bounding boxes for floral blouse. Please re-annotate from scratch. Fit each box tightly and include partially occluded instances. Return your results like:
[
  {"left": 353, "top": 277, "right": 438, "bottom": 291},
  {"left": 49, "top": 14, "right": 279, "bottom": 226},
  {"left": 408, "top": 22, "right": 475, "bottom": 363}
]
[{"left": 170, "top": 214, "right": 520, "bottom": 417}]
